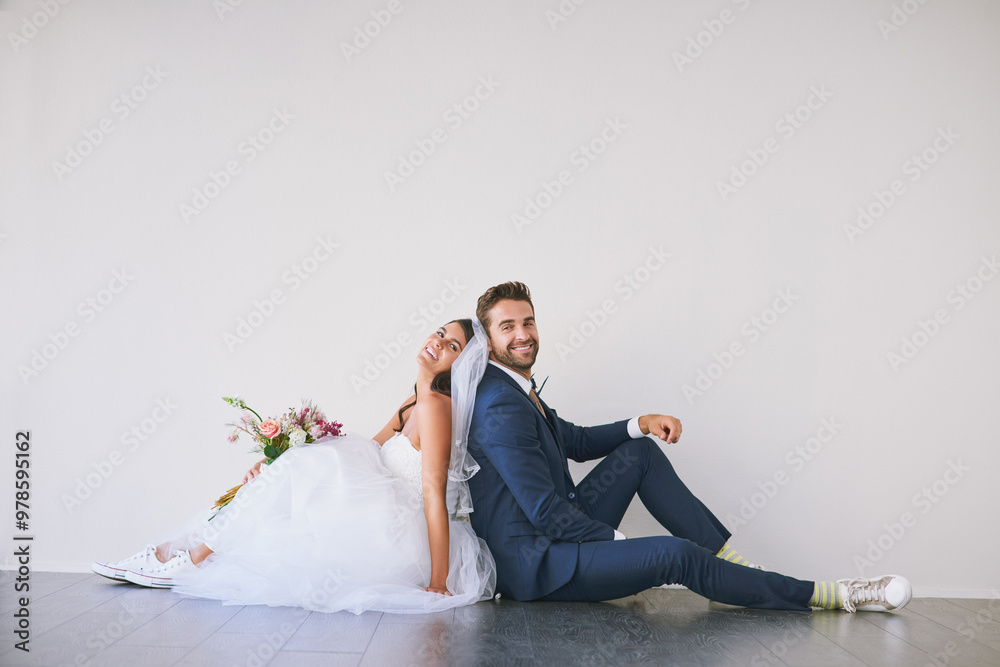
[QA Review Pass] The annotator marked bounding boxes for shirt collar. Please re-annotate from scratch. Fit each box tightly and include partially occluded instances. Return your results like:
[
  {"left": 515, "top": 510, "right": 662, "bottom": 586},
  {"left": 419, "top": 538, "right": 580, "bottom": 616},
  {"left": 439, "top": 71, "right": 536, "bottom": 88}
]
[{"left": 489, "top": 360, "right": 533, "bottom": 395}]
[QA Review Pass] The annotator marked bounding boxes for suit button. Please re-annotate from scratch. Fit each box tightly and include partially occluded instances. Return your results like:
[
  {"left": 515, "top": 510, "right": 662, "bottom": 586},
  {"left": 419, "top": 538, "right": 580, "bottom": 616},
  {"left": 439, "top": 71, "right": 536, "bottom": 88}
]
[{"left": 568, "top": 492, "right": 576, "bottom": 499}]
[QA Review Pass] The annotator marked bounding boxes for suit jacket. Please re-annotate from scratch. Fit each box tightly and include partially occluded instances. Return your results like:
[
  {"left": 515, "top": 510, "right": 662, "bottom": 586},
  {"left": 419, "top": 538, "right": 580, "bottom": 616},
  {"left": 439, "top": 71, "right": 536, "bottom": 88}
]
[{"left": 467, "top": 363, "right": 630, "bottom": 600}]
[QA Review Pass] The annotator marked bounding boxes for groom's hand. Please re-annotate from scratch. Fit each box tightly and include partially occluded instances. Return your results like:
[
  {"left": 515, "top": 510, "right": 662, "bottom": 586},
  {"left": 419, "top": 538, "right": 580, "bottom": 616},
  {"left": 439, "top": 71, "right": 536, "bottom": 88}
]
[{"left": 638, "top": 414, "right": 682, "bottom": 444}]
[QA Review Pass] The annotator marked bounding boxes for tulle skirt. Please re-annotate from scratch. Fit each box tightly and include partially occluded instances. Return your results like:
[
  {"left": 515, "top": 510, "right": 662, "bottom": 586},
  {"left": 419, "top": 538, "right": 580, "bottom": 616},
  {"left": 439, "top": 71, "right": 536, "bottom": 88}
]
[{"left": 158, "top": 433, "right": 496, "bottom": 614}]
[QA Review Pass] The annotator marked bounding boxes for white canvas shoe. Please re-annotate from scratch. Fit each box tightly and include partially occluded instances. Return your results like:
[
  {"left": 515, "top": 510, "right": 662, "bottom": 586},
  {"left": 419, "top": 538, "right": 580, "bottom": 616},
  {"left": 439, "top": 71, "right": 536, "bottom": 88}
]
[
  {"left": 92, "top": 544, "right": 161, "bottom": 581},
  {"left": 838, "top": 574, "right": 912, "bottom": 612},
  {"left": 125, "top": 550, "right": 198, "bottom": 588}
]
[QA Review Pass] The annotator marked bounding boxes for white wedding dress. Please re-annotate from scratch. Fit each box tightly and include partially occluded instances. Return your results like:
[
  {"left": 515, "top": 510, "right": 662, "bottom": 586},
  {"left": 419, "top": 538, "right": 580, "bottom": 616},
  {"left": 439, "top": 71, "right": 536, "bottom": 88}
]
[{"left": 161, "top": 431, "right": 496, "bottom": 614}]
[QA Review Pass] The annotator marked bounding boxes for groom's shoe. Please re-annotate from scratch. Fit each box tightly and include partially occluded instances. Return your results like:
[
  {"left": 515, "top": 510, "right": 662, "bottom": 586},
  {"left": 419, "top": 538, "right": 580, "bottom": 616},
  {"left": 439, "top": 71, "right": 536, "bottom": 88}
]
[
  {"left": 92, "top": 544, "right": 161, "bottom": 581},
  {"left": 838, "top": 575, "right": 912, "bottom": 612},
  {"left": 125, "top": 550, "right": 198, "bottom": 588}
]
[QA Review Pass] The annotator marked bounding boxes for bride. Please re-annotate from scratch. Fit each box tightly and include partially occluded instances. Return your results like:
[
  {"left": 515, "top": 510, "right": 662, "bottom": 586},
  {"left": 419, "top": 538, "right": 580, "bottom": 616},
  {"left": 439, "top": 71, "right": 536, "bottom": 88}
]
[{"left": 92, "top": 318, "right": 497, "bottom": 614}]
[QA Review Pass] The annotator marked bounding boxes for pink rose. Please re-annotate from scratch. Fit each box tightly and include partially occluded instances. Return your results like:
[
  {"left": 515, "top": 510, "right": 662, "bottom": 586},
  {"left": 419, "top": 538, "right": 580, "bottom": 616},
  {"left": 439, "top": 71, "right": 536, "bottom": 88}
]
[{"left": 259, "top": 419, "right": 280, "bottom": 439}]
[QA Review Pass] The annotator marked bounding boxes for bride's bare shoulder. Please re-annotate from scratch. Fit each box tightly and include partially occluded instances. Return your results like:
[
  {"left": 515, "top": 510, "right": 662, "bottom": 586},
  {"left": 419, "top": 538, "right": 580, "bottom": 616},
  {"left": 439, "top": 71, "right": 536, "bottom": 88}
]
[
  {"left": 411, "top": 390, "right": 450, "bottom": 422},
  {"left": 417, "top": 389, "right": 450, "bottom": 411},
  {"left": 412, "top": 392, "right": 451, "bottom": 455}
]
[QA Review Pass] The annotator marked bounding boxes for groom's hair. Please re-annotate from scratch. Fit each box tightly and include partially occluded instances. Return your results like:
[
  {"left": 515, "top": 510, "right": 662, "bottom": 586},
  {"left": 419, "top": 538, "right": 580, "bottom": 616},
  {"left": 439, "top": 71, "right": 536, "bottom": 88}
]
[{"left": 476, "top": 281, "right": 533, "bottom": 331}]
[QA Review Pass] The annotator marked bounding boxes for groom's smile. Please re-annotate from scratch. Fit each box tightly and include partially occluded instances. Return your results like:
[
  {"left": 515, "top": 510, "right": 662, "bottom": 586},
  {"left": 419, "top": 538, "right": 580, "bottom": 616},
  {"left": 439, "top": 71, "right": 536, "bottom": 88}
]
[
  {"left": 504, "top": 339, "right": 536, "bottom": 366},
  {"left": 484, "top": 298, "right": 539, "bottom": 378}
]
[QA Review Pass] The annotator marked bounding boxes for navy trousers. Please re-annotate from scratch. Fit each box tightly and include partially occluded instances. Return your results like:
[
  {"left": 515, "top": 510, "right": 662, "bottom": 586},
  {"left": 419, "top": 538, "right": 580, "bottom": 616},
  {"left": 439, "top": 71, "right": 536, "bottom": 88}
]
[{"left": 540, "top": 438, "right": 815, "bottom": 610}]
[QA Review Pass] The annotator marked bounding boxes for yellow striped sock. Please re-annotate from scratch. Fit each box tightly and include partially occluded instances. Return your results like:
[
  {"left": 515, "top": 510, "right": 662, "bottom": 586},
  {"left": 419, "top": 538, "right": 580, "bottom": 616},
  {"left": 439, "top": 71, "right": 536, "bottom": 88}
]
[
  {"left": 716, "top": 543, "right": 750, "bottom": 567},
  {"left": 809, "top": 581, "right": 843, "bottom": 609}
]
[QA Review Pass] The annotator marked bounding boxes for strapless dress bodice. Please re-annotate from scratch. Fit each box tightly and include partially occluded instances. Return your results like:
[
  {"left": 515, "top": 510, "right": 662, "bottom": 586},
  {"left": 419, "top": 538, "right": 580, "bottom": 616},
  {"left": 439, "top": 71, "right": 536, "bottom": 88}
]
[{"left": 380, "top": 432, "right": 422, "bottom": 495}]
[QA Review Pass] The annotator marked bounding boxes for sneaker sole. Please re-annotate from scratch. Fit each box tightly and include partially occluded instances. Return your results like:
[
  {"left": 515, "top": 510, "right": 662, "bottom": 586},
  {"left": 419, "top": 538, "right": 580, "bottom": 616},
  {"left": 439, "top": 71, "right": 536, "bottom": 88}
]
[
  {"left": 91, "top": 563, "right": 131, "bottom": 581},
  {"left": 124, "top": 570, "right": 174, "bottom": 589}
]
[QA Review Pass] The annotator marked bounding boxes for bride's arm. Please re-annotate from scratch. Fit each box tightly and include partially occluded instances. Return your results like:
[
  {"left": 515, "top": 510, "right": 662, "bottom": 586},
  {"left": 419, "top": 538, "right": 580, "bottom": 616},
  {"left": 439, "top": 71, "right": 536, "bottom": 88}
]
[
  {"left": 371, "top": 393, "right": 416, "bottom": 445},
  {"left": 416, "top": 393, "right": 453, "bottom": 595}
]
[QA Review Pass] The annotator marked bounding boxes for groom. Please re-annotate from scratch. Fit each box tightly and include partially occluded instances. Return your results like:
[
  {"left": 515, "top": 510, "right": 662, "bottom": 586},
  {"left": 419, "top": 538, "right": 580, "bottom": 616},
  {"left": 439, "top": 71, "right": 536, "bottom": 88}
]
[{"left": 466, "top": 281, "right": 910, "bottom": 611}]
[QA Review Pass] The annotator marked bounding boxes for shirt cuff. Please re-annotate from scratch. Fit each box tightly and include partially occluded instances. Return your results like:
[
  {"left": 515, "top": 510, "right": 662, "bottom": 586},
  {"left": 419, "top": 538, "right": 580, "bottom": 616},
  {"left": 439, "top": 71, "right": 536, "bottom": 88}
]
[
  {"left": 627, "top": 416, "right": 645, "bottom": 439},
  {"left": 613, "top": 529, "right": 627, "bottom": 540}
]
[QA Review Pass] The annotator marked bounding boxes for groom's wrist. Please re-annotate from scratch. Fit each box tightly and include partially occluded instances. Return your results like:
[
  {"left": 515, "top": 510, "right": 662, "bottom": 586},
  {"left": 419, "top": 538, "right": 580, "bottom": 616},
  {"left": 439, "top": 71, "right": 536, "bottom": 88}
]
[{"left": 627, "top": 416, "right": 645, "bottom": 439}]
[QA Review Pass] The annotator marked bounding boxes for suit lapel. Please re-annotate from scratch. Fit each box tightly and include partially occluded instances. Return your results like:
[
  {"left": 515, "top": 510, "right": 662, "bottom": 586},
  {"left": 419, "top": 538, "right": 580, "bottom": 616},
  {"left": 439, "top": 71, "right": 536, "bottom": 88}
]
[
  {"left": 535, "top": 396, "right": 562, "bottom": 447},
  {"left": 485, "top": 365, "right": 560, "bottom": 441},
  {"left": 484, "top": 365, "right": 577, "bottom": 499}
]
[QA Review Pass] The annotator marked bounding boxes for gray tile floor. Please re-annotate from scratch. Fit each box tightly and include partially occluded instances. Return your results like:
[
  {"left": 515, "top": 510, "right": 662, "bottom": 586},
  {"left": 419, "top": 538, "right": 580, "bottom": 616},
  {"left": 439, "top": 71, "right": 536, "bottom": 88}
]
[{"left": 2, "top": 572, "right": 999, "bottom": 666}]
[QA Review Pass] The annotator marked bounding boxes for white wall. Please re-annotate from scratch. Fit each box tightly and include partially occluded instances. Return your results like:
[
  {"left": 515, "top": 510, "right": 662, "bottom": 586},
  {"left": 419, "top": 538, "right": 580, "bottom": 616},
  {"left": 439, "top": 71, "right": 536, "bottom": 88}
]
[{"left": 2, "top": 0, "right": 998, "bottom": 598}]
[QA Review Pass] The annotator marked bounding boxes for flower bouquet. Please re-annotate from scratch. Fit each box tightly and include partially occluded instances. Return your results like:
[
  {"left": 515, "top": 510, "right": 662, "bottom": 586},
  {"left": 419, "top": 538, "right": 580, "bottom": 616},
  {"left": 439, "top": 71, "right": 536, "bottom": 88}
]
[{"left": 212, "top": 396, "right": 344, "bottom": 511}]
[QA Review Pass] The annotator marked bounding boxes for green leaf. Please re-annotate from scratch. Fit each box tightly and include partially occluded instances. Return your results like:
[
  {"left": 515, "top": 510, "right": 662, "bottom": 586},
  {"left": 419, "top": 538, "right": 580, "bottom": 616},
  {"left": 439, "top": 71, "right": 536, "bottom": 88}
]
[{"left": 263, "top": 444, "right": 281, "bottom": 459}]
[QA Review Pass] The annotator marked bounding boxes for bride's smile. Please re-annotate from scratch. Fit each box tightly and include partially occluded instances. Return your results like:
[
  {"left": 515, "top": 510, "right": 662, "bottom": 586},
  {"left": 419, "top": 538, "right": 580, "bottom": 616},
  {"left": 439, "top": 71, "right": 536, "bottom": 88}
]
[{"left": 416, "top": 324, "right": 466, "bottom": 371}]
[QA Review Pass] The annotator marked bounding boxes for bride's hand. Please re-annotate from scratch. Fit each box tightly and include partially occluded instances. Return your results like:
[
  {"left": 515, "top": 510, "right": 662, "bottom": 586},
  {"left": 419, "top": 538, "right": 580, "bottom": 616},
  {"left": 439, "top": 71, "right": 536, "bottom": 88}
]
[
  {"left": 242, "top": 458, "right": 267, "bottom": 485},
  {"left": 424, "top": 585, "right": 452, "bottom": 596}
]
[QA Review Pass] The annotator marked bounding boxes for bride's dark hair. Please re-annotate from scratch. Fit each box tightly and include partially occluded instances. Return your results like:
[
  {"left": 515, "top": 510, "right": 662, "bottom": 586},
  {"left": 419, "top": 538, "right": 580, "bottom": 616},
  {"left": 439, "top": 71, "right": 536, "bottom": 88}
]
[{"left": 394, "top": 318, "right": 475, "bottom": 432}]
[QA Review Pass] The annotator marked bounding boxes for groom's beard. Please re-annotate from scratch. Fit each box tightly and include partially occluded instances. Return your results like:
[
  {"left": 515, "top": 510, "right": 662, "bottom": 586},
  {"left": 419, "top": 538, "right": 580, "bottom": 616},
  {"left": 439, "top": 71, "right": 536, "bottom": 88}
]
[{"left": 491, "top": 338, "right": 539, "bottom": 372}]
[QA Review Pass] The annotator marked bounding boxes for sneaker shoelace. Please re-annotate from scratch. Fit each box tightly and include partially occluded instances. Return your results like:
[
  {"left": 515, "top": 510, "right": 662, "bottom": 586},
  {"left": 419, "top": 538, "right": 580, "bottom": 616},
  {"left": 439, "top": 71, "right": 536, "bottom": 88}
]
[
  {"left": 152, "top": 551, "right": 190, "bottom": 574},
  {"left": 113, "top": 544, "right": 156, "bottom": 567},
  {"left": 843, "top": 577, "right": 887, "bottom": 613}
]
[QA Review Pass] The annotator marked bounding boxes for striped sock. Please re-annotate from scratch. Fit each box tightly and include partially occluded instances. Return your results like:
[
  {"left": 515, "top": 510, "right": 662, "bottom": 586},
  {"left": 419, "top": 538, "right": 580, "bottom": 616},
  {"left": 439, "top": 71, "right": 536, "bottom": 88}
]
[
  {"left": 809, "top": 581, "right": 844, "bottom": 609},
  {"left": 716, "top": 543, "right": 754, "bottom": 567}
]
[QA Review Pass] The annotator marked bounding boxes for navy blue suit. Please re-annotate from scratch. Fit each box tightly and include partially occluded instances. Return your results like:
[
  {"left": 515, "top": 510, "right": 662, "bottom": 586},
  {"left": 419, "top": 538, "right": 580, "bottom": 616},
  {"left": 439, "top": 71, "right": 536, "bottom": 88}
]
[{"left": 467, "top": 364, "right": 815, "bottom": 609}]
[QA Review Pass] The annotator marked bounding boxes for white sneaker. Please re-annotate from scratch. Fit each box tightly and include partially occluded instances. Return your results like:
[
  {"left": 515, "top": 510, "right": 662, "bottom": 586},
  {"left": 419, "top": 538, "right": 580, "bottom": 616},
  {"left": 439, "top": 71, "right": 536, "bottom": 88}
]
[
  {"left": 125, "top": 550, "right": 198, "bottom": 588},
  {"left": 837, "top": 574, "right": 912, "bottom": 612},
  {"left": 92, "top": 545, "right": 162, "bottom": 581}
]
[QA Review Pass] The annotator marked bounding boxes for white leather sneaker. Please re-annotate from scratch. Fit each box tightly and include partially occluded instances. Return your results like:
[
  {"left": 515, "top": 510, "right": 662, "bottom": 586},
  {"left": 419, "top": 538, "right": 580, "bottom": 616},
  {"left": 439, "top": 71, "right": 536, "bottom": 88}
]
[
  {"left": 92, "top": 545, "right": 161, "bottom": 581},
  {"left": 837, "top": 574, "right": 912, "bottom": 612},
  {"left": 125, "top": 550, "right": 198, "bottom": 588}
]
